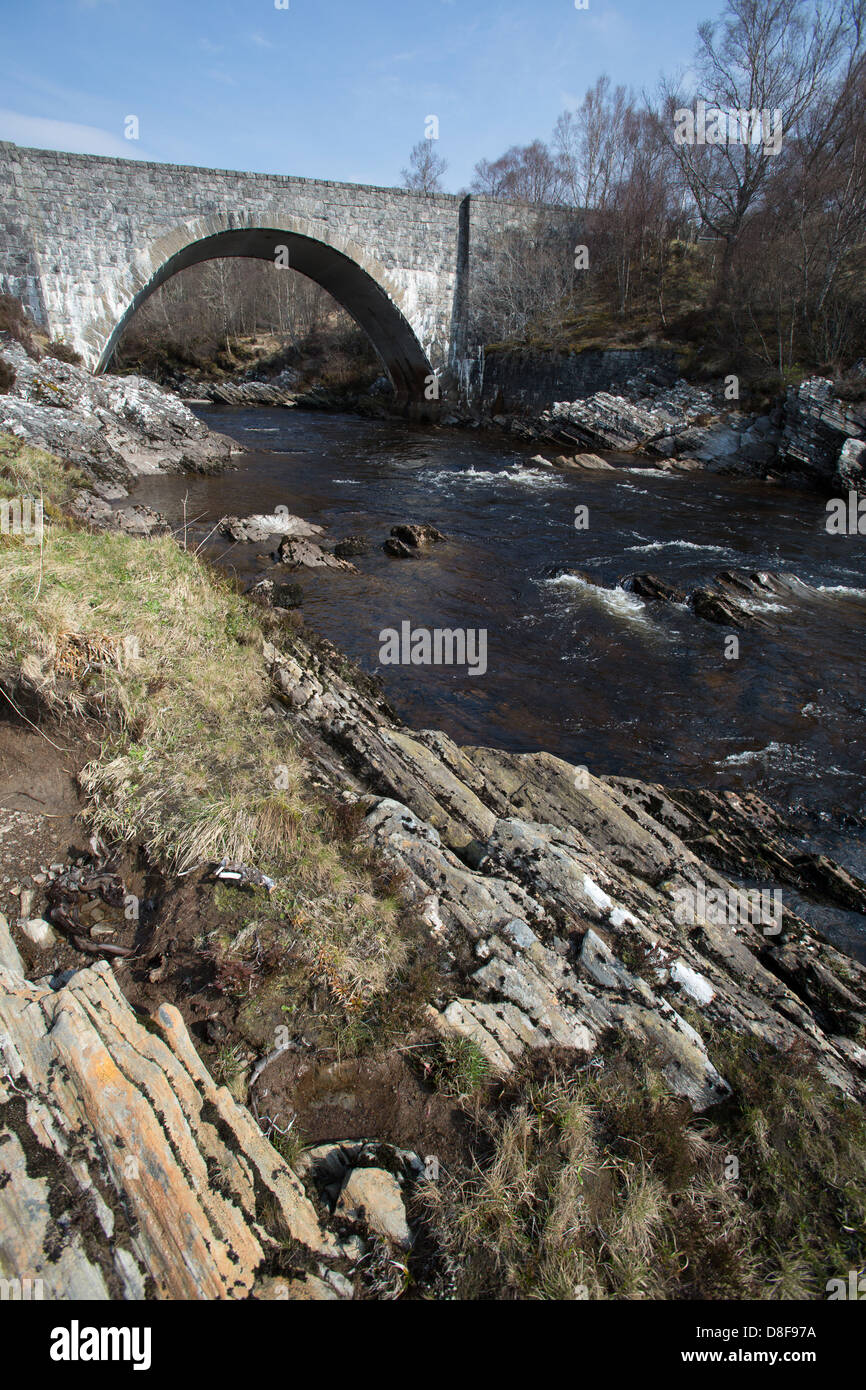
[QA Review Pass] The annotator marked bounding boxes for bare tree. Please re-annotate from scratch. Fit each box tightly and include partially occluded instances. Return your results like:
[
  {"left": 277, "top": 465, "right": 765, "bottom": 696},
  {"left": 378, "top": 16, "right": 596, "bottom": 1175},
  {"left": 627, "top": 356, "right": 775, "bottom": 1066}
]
[
  {"left": 733, "top": 29, "right": 866, "bottom": 371},
  {"left": 554, "top": 77, "right": 633, "bottom": 209},
  {"left": 470, "top": 140, "right": 565, "bottom": 204},
  {"left": 606, "top": 108, "right": 682, "bottom": 316},
  {"left": 470, "top": 219, "right": 582, "bottom": 342},
  {"left": 659, "top": 0, "right": 856, "bottom": 298},
  {"left": 402, "top": 140, "right": 448, "bottom": 193},
  {"left": 114, "top": 259, "right": 356, "bottom": 369}
]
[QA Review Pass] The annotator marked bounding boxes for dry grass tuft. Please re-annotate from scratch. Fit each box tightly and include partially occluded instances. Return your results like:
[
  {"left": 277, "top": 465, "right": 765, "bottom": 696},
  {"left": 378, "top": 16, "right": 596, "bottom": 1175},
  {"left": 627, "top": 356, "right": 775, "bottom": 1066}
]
[
  {"left": 421, "top": 1036, "right": 866, "bottom": 1301},
  {"left": 0, "top": 431, "right": 412, "bottom": 1003}
]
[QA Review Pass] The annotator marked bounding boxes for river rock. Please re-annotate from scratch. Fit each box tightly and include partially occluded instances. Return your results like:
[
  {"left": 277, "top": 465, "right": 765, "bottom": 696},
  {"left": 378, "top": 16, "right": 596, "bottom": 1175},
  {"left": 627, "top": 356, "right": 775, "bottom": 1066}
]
[
  {"left": 273, "top": 535, "right": 356, "bottom": 570},
  {"left": 336, "top": 1167, "right": 412, "bottom": 1249},
  {"left": 261, "top": 630, "right": 866, "bottom": 1109},
  {"left": 619, "top": 573, "right": 687, "bottom": 603},
  {"left": 0, "top": 340, "right": 239, "bottom": 486},
  {"left": 192, "top": 367, "right": 300, "bottom": 408},
  {"left": 383, "top": 536, "right": 414, "bottom": 557},
  {"left": 688, "top": 570, "right": 814, "bottom": 628},
  {"left": 562, "top": 453, "right": 615, "bottom": 469},
  {"left": 334, "top": 535, "right": 370, "bottom": 558},
  {"left": 837, "top": 436, "right": 866, "bottom": 488},
  {"left": 689, "top": 586, "right": 759, "bottom": 628},
  {"left": 0, "top": 913, "right": 338, "bottom": 1299},
  {"left": 782, "top": 377, "right": 866, "bottom": 492},
  {"left": 220, "top": 512, "right": 323, "bottom": 543},
  {"left": 387, "top": 523, "right": 446, "bottom": 550},
  {"left": 111, "top": 503, "right": 169, "bottom": 536},
  {"left": 248, "top": 577, "right": 304, "bottom": 609},
  {"left": 537, "top": 379, "right": 721, "bottom": 454}
]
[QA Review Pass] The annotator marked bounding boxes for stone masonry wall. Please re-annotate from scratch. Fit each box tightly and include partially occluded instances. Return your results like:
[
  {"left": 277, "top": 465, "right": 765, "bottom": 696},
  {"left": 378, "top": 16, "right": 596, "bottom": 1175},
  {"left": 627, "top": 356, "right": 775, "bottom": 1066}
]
[
  {"left": 0, "top": 143, "right": 572, "bottom": 401},
  {"left": 0, "top": 143, "right": 466, "bottom": 379}
]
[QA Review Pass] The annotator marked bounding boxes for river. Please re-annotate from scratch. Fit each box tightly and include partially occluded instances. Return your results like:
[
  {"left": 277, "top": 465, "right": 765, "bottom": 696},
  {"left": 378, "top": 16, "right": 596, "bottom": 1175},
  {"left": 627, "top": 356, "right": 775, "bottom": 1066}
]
[{"left": 129, "top": 403, "right": 866, "bottom": 958}]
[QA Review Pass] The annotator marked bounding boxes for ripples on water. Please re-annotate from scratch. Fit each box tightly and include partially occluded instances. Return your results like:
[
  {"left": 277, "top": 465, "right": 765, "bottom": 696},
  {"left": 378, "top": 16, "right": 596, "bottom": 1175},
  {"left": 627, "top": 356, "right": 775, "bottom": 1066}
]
[{"left": 130, "top": 405, "right": 866, "bottom": 955}]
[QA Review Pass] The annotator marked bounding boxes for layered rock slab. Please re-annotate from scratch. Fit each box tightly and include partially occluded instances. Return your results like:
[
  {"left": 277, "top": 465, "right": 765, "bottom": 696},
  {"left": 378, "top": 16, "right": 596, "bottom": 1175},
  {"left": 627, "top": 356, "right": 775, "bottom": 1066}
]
[{"left": 0, "top": 917, "right": 336, "bottom": 1300}]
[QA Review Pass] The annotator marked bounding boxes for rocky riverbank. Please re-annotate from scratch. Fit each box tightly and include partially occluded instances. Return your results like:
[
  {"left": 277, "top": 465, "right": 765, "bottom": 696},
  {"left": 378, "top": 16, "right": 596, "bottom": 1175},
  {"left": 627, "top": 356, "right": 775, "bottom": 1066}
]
[
  {"left": 1, "top": 356, "right": 865, "bottom": 1300},
  {"left": 145, "top": 339, "right": 866, "bottom": 498},
  {"left": 0, "top": 337, "right": 242, "bottom": 534},
  {"left": 457, "top": 366, "right": 866, "bottom": 498}
]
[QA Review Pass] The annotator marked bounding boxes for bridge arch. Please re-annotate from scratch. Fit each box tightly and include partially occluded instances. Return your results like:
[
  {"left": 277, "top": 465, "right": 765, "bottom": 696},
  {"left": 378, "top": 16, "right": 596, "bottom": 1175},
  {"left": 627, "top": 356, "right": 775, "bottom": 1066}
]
[{"left": 97, "top": 212, "right": 435, "bottom": 401}]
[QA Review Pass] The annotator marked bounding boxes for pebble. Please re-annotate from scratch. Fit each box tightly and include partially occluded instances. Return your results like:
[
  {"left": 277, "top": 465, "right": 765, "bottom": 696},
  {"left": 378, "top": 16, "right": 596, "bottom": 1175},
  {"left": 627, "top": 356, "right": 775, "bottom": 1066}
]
[{"left": 21, "top": 918, "right": 55, "bottom": 948}]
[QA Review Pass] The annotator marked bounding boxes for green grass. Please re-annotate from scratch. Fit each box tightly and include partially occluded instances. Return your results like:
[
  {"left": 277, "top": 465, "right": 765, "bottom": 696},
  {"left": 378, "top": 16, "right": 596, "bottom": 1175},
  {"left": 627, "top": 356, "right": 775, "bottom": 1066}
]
[
  {"left": 0, "top": 431, "right": 413, "bottom": 1012},
  {"left": 428, "top": 1036, "right": 491, "bottom": 1100}
]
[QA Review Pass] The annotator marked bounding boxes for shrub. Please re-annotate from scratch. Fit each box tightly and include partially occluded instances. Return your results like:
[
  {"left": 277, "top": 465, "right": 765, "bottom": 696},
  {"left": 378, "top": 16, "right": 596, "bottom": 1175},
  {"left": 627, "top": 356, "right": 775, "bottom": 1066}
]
[
  {"left": 0, "top": 294, "right": 38, "bottom": 357},
  {"left": 46, "top": 340, "right": 83, "bottom": 366},
  {"left": 0, "top": 359, "right": 16, "bottom": 394},
  {"left": 421, "top": 1033, "right": 866, "bottom": 1301}
]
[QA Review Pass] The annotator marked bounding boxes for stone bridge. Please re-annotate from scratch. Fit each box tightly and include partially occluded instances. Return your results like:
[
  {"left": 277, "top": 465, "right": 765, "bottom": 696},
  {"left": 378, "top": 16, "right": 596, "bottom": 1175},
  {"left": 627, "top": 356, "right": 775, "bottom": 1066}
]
[{"left": 0, "top": 141, "right": 563, "bottom": 403}]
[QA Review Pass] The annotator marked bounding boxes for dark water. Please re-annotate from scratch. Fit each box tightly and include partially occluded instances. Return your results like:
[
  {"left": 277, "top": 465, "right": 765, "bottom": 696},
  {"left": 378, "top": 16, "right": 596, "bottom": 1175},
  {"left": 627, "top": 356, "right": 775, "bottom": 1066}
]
[{"left": 130, "top": 404, "right": 866, "bottom": 955}]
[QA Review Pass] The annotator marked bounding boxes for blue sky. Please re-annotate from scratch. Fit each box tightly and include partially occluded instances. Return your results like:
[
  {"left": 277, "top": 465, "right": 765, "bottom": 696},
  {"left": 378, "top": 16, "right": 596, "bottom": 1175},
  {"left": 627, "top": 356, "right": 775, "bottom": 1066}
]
[{"left": 0, "top": 0, "right": 723, "bottom": 188}]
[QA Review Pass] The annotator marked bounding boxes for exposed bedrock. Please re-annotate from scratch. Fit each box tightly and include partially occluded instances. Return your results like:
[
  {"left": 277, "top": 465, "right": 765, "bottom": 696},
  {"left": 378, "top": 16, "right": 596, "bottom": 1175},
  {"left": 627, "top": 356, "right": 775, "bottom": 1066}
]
[
  {"left": 263, "top": 637, "right": 866, "bottom": 1112},
  {"left": 0, "top": 914, "right": 340, "bottom": 1300}
]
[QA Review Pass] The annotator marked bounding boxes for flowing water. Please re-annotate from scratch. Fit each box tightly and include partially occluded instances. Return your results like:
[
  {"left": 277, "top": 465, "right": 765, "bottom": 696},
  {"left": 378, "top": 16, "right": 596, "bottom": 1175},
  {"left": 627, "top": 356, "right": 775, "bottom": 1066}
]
[{"left": 129, "top": 404, "right": 866, "bottom": 957}]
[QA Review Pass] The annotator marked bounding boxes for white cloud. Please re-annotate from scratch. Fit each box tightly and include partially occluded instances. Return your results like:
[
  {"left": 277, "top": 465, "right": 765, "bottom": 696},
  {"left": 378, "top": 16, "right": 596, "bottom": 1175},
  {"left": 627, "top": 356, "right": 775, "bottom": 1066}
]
[
  {"left": 0, "top": 108, "right": 146, "bottom": 158},
  {"left": 249, "top": 32, "right": 274, "bottom": 49}
]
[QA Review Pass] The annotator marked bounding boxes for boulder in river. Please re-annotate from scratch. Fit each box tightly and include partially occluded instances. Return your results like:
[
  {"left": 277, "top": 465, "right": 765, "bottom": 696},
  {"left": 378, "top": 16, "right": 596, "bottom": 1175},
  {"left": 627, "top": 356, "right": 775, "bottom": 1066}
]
[
  {"left": 688, "top": 570, "right": 815, "bottom": 629},
  {"left": 272, "top": 536, "right": 357, "bottom": 570},
  {"left": 619, "top": 573, "right": 687, "bottom": 603},
  {"left": 383, "top": 536, "right": 414, "bottom": 558},
  {"left": 334, "top": 534, "right": 370, "bottom": 559},
  {"left": 390, "top": 523, "right": 446, "bottom": 548},
  {"left": 248, "top": 577, "right": 304, "bottom": 610},
  {"left": 558, "top": 453, "right": 615, "bottom": 470},
  {"left": 219, "top": 512, "right": 324, "bottom": 543},
  {"left": 383, "top": 523, "right": 446, "bottom": 558},
  {"left": 689, "top": 586, "right": 770, "bottom": 629}
]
